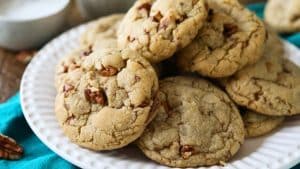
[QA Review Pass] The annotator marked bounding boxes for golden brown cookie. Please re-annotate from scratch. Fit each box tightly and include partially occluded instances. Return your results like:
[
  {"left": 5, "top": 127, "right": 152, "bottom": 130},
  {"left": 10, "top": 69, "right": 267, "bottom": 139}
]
[
  {"left": 265, "top": 0, "right": 300, "bottom": 33},
  {"left": 117, "top": 0, "right": 208, "bottom": 63},
  {"left": 55, "top": 48, "right": 159, "bottom": 151},
  {"left": 80, "top": 14, "right": 124, "bottom": 48},
  {"left": 176, "top": 0, "right": 266, "bottom": 78},
  {"left": 242, "top": 110, "right": 284, "bottom": 138},
  {"left": 224, "top": 29, "right": 300, "bottom": 116},
  {"left": 137, "top": 76, "right": 245, "bottom": 167}
]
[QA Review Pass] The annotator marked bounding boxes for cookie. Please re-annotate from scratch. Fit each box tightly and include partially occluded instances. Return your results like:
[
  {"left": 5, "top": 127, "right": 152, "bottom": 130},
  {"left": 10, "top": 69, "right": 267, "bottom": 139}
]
[
  {"left": 137, "top": 76, "right": 245, "bottom": 167},
  {"left": 224, "top": 30, "right": 300, "bottom": 116},
  {"left": 117, "top": 0, "right": 208, "bottom": 63},
  {"left": 242, "top": 110, "right": 284, "bottom": 138},
  {"left": 55, "top": 48, "right": 159, "bottom": 150},
  {"left": 55, "top": 45, "right": 92, "bottom": 90},
  {"left": 265, "top": 0, "right": 300, "bottom": 33},
  {"left": 176, "top": 0, "right": 266, "bottom": 78},
  {"left": 80, "top": 14, "right": 124, "bottom": 48}
]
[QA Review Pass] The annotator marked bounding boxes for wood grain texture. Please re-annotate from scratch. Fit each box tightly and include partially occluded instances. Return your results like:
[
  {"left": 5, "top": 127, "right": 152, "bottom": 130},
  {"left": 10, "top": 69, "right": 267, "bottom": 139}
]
[{"left": 0, "top": 49, "right": 26, "bottom": 102}]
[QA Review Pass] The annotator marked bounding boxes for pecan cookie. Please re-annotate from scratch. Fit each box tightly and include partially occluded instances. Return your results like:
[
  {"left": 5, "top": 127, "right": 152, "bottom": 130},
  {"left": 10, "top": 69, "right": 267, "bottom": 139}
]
[
  {"left": 224, "top": 30, "right": 300, "bottom": 116},
  {"left": 80, "top": 14, "right": 124, "bottom": 48},
  {"left": 55, "top": 46, "right": 92, "bottom": 90},
  {"left": 242, "top": 110, "right": 284, "bottom": 138},
  {"left": 137, "top": 76, "right": 244, "bottom": 167},
  {"left": 176, "top": 0, "right": 266, "bottom": 78},
  {"left": 117, "top": 0, "right": 208, "bottom": 63},
  {"left": 55, "top": 48, "right": 159, "bottom": 150},
  {"left": 265, "top": 0, "right": 300, "bottom": 33}
]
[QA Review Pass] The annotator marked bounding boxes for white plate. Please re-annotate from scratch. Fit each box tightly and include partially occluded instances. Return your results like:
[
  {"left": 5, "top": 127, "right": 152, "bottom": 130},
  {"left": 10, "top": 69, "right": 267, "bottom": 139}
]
[{"left": 20, "top": 24, "right": 300, "bottom": 169}]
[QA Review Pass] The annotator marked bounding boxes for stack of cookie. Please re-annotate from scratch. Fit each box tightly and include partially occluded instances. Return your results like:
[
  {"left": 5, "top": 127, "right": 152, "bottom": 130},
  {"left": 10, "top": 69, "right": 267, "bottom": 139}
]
[{"left": 54, "top": 0, "right": 300, "bottom": 167}]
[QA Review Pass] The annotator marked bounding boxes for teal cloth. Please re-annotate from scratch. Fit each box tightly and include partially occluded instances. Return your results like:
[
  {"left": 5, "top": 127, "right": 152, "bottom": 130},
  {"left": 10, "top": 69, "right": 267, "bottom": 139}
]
[
  {"left": 0, "top": 94, "right": 76, "bottom": 169},
  {"left": 0, "top": 3, "right": 299, "bottom": 169}
]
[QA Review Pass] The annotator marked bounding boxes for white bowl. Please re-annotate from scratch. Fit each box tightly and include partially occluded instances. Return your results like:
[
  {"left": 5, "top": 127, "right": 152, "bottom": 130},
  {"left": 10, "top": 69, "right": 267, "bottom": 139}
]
[
  {"left": 0, "top": 0, "right": 70, "bottom": 50},
  {"left": 76, "top": 0, "right": 135, "bottom": 19}
]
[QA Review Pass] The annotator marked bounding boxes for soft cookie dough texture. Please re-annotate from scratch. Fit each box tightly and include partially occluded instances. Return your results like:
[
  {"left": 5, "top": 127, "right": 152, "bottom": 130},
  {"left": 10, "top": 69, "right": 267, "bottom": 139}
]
[
  {"left": 118, "top": 0, "right": 208, "bottom": 63},
  {"left": 265, "top": 0, "right": 300, "bottom": 33},
  {"left": 242, "top": 111, "right": 284, "bottom": 138},
  {"left": 176, "top": 0, "right": 266, "bottom": 78},
  {"left": 225, "top": 30, "right": 300, "bottom": 116},
  {"left": 55, "top": 15, "right": 124, "bottom": 90},
  {"left": 55, "top": 48, "right": 159, "bottom": 150},
  {"left": 137, "top": 76, "right": 245, "bottom": 167}
]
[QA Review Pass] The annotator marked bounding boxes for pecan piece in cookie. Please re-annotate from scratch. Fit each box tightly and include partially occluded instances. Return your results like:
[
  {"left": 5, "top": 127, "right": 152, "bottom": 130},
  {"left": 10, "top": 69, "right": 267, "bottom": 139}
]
[
  {"left": 99, "top": 66, "right": 118, "bottom": 76},
  {"left": 0, "top": 134, "right": 23, "bottom": 160},
  {"left": 63, "top": 84, "right": 74, "bottom": 93},
  {"left": 84, "top": 89, "right": 107, "bottom": 105},
  {"left": 223, "top": 23, "right": 238, "bottom": 37},
  {"left": 81, "top": 45, "right": 93, "bottom": 57},
  {"left": 180, "top": 145, "right": 194, "bottom": 159},
  {"left": 138, "top": 2, "right": 152, "bottom": 14}
]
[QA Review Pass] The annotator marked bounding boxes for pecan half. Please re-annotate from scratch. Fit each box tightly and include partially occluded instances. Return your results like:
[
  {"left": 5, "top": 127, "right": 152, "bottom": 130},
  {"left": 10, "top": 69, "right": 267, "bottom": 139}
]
[
  {"left": 180, "top": 145, "right": 194, "bottom": 159},
  {"left": 99, "top": 66, "right": 118, "bottom": 76},
  {"left": 84, "top": 89, "right": 107, "bottom": 105},
  {"left": 0, "top": 134, "right": 23, "bottom": 160},
  {"left": 223, "top": 23, "right": 238, "bottom": 37}
]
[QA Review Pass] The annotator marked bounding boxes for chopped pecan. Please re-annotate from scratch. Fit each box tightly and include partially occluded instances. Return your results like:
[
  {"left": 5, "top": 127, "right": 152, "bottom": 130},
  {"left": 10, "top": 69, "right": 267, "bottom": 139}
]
[
  {"left": 159, "top": 18, "right": 169, "bottom": 30},
  {"left": 138, "top": 3, "right": 152, "bottom": 14},
  {"left": 139, "top": 99, "right": 150, "bottom": 108},
  {"left": 223, "top": 23, "right": 238, "bottom": 37},
  {"left": 180, "top": 145, "right": 194, "bottom": 159},
  {"left": 0, "top": 134, "right": 23, "bottom": 160},
  {"left": 99, "top": 66, "right": 118, "bottom": 76},
  {"left": 176, "top": 14, "right": 187, "bottom": 24},
  {"left": 63, "top": 84, "right": 74, "bottom": 92},
  {"left": 82, "top": 45, "right": 93, "bottom": 57},
  {"left": 84, "top": 89, "right": 107, "bottom": 105},
  {"left": 151, "top": 11, "right": 163, "bottom": 22}
]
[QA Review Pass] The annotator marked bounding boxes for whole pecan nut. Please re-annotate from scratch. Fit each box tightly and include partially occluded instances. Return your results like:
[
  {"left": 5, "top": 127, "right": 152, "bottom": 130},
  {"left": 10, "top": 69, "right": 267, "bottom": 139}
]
[{"left": 0, "top": 134, "right": 23, "bottom": 160}]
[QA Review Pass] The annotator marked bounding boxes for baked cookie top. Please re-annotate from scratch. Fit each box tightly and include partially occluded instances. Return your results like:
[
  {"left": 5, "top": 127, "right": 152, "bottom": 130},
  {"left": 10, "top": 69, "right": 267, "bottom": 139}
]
[
  {"left": 117, "top": 0, "right": 207, "bottom": 63},
  {"left": 224, "top": 30, "right": 300, "bottom": 116},
  {"left": 137, "top": 76, "right": 244, "bottom": 167},
  {"left": 56, "top": 15, "right": 124, "bottom": 90},
  {"left": 176, "top": 0, "right": 266, "bottom": 78},
  {"left": 55, "top": 45, "right": 92, "bottom": 90},
  {"left": 265, "top": 0, "right": 300, "bottom": 33},
  {"left": 80, "top": 14, "right": 124, "bottom": 48},
  {"left": 242, "top": 110, "right": 284, "bottom": 138},
  {"left": 55, "top": 48, "right": 159, "bottom": 150}
]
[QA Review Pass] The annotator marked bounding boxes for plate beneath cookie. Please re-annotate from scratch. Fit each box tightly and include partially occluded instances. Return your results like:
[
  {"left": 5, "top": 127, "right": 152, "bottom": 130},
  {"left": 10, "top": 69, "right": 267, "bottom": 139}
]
[{"left": 20, "top": 24, "right": 300, "bottom": 169}]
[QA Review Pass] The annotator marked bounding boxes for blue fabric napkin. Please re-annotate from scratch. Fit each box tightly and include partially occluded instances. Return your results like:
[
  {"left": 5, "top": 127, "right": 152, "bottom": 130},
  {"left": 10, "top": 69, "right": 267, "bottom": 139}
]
[{"left": 0, "top": 3, "right": 299, "bottom": 169}]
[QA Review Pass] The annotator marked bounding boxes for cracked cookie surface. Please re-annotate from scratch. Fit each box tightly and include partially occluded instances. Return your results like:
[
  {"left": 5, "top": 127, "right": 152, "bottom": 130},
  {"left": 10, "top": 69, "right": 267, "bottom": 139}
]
[
  {"left": 265, "top": 0, "right": 300, "bottom": 33},
  {"left": 55, "top": 48, "right": 159, "bottom": 150},
  {"left": 117, "top": 0, "right": 207, "bottom": 63},
  {"left": 176, "top": 0, "right": 266, "bottom": 78},
  {"left": 224, "top": 30, "right": 300, "bottom": 116},
  {"left": 137, "top": 76, "right": 244, "bottom": 167},
  {"left": 242, "top": 110, "right": 284, "bottom": 138},
  {"left": 55, "top": 15, "right": 123, "bottom": 90}
]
